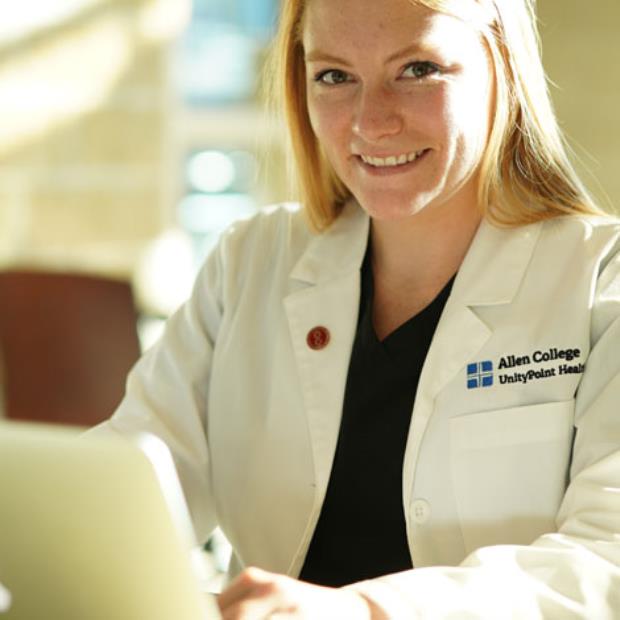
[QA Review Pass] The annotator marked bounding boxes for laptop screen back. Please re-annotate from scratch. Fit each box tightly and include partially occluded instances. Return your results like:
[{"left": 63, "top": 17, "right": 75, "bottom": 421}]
[{"left": 0, "top": 421, "right": 220, "bottom": 620}]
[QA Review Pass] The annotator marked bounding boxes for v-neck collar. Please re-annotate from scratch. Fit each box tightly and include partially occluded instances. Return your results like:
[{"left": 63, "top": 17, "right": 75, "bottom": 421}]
[{"left": 357, "top": 244, "right": 456, "bottom": 364}]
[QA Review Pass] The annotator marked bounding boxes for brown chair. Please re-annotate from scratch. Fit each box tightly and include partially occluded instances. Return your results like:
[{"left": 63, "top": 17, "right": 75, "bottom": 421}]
[{"left": 0, "top": 270, "right": 141, "bottom": 427}]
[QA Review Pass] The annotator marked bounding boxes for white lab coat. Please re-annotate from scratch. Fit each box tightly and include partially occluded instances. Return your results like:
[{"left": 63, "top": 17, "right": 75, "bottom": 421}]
[{"left": 98, "top": 201, "right": 620, "bottom": 618}]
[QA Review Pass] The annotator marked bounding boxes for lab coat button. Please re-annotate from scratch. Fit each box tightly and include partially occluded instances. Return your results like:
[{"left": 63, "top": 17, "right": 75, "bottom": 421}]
[
  {"left": 307, "top": 326, "right": 330, "bottom": 350},
  {"left": 412, "top": 499, "right": 431, "bottom": 524}
]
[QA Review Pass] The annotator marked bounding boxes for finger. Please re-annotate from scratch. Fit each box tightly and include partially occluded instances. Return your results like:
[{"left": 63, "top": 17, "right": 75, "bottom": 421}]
[
  {"left": 218, "top": 567, "right": 281, "bottom": 611},
  {"left": 220, "top": 596, "right": 285, "bottom": 620},
  {"left": 219, "top": 580, "right": 291, "bottom": 620}
]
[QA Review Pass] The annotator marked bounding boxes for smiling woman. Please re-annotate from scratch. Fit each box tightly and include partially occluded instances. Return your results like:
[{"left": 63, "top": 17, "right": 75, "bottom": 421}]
[
  {"left": 268, "top": 0, "right": 601, "bottom": 232},
  {"left": 91, "top": 0, "right": 620, "bottom": 618}
]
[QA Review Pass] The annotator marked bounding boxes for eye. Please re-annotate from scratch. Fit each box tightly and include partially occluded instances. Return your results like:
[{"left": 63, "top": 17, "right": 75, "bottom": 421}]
[
  {"left": 314, "top": 69, "right": 351, "bottom": 86},
  {"left": 402, "top": 61, "right": 440, "bottom": 79}
]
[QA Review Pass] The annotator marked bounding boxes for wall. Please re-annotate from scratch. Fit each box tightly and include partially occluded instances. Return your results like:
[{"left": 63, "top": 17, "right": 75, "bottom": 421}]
[
  {"left": 539, "top": 0, "right": 620, "bottom": 212},
  {"left": 0, "top": 0, "right": 190, "bottom": 277},
  {"left": 0, "top": 1, "right": 617, "bottom": 283}
]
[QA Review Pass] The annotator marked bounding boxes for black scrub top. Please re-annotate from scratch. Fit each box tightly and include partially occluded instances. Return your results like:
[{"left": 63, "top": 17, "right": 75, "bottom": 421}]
[{"left": 299, "top": 248, "right": 454, "bottom": 587}]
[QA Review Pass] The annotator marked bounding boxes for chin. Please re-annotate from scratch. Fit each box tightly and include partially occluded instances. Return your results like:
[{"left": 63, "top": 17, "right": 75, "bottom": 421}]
[{"left": 355, "top": 194, "right": 429, "bottom": 222}]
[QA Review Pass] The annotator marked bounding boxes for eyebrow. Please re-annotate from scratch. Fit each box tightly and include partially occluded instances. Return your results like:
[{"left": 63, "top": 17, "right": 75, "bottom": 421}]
[{"left": 305, "top": 42, "right": 427, "bottom": 65}]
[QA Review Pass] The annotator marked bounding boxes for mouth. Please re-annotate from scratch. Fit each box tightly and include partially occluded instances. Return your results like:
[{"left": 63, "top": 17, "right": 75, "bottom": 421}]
[{"left": 356, "top": 149, "right": 430, "bottom": 174}]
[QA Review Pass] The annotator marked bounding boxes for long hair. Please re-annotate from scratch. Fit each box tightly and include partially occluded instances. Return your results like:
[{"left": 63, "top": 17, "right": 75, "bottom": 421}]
[{"left": 264, "top": 0, "right": 603, "bottom": 232}]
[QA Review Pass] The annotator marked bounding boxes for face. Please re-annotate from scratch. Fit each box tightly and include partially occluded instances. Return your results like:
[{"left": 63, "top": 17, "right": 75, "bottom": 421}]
[{"left": 302, "top": 0, "right": 494, "bottom": 223}]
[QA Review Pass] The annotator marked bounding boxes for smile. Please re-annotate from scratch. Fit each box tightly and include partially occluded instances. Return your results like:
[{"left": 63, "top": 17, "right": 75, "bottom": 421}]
[{"left": 359, "top": 150, "right": 427, "bottom": 168}]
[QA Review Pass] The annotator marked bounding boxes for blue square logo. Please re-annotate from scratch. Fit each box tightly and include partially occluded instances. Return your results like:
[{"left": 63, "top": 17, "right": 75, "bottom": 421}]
[{"left": 467, "top": 361, "right": 494, "bottom": 389}]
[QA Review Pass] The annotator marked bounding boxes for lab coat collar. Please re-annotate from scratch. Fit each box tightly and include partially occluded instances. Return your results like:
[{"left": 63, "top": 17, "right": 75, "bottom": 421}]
[
  {"left": 290, "top": 200, "right": 543, "bottom": 306},
  {"left": 289, "top": 200, "right": 370, "bottom": 284},
  {"left": 414, "top": 217, "right": 543, "bottom": 403},
  {"left": 453, "top": 218, "right": 543, "bottom": 307}
]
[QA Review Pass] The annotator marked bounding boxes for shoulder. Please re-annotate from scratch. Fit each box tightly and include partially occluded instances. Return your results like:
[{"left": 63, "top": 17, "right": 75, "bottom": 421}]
[
  {"left": 534, "top": 215, "right": 620, "bottom": 297},
  {"left": 537, "top": 214, "right": 620, "bottom": 266},
  {"left": 540, "top": 214, "right": 620, "bottom": 337},
  {"left": 212, "top": 199, "right": 367, "bottom": 278},
  {"left": 540, "top": 213, "right": 620, "bottom": 243},
  {"left": 217, "top": 202, "right": 312, "bottom": 265},
  {"left": 193, "top": 203, "right": 316, "bottom": 308}
]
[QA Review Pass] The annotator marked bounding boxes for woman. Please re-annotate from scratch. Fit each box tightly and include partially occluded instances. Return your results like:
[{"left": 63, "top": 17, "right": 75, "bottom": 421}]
[{"left": 97, "top": 0, "right": 620, "bottom": 617}]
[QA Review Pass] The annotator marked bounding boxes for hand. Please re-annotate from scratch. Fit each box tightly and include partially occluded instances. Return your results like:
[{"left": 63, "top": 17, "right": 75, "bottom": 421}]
[{"left": 217, "top": 566, "right": 375, "bottom": 620}]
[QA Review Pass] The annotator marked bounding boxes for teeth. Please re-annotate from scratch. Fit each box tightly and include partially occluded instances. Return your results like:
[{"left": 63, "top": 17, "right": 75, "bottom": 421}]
[{"left": 360, "top": 150, "right": 425, "bottom": 167}]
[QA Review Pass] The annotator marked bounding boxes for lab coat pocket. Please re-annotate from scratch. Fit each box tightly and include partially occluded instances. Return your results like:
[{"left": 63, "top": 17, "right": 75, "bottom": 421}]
[{"left": 449, "top": 400, "right": 575, "bottom": 554}]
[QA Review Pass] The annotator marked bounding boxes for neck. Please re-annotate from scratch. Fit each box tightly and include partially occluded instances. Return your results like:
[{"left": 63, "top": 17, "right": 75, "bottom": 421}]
[{"left": 370, "top": 201, "right": 482, "bottom": 289}]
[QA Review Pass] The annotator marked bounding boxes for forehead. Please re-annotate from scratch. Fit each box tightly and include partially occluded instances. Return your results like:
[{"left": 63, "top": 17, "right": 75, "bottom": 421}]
[{"left": 302, "top": 0, "right": 481, "bottom": 58}]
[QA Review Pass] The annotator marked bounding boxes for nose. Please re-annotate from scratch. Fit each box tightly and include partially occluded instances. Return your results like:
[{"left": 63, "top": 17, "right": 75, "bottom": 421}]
[{"left": 352, "top": 84, "right": 403, "bottom": 142}]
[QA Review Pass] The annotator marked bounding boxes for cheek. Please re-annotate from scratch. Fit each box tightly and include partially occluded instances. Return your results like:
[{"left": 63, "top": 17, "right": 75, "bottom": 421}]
[
  {"left": 445, "top": 83, "right": 493, "bottom": 156},
  {"left": 306, "top": 98, "right": 324, "bottom": 142},
  {"left": 458, "top": 95, "right": 491, "bottom": 135},
  {"left": 307, "top": 95, "right": 349, "bottom": 151},
  {"left": 454, "top": 71, "right": 494, "bottom": 135},
  {"left": 405, "top": 88, "right": 453, "bottom": 141}
]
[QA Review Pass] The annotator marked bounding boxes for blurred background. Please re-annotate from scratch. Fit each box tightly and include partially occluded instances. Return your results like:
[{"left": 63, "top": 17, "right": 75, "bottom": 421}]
[
  {"left": 0, "top": 0, "right": 618, "bottom": 329},
  {"left": 0, "top": 0, "right": 619, "bottom": 337},
  {"left": 0, "top": 0, "right": 287, "bottom": 354},
  {"left": 0, "top": 0, "right": 618, "bottom": 581}
]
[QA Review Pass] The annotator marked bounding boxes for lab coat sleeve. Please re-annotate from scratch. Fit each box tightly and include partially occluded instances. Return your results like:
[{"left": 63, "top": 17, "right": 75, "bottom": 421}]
[
  {"left": 348, "top": 249, "right": 620, "bottom": 619},
  {"left": 89, "top": 231, "right": 229, "bottom": 545}
]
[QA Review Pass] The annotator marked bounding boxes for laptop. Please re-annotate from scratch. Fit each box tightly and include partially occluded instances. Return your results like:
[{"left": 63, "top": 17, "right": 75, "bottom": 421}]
[{"left": 0, "top": 421, "right": 222, "bottom": 619}]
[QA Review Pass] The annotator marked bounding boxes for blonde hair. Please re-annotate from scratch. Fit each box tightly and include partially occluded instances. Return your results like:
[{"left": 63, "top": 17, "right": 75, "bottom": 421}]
[{"left": 264, "top": 0, "right": 603, "bottom": 232}]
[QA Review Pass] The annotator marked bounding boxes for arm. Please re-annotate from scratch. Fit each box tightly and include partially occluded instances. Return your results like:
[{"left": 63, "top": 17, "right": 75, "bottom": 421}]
[{"left": 90, "top": 238, "right": 225, "bottom": 543}]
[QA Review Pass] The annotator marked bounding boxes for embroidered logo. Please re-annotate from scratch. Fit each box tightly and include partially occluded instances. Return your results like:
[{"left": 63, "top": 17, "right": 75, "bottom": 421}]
[
  {"left": 467, "top": 361, "right": 494, "bottom": 389},
  {"left": 466, "top": 346, "right": 585, "bottom": 390}
]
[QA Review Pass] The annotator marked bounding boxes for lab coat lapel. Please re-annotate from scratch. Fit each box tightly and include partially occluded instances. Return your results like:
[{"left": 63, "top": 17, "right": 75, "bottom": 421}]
[
  {"left": 284, "top": 203, "right": 369, "bottom": 503},
  {"left": 404, "top": 219, "right": 543, "bottom": 499}
]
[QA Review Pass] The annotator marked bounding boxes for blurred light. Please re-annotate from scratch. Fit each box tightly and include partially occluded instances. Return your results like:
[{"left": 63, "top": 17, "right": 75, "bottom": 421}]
[
  {"left": 229, "top": 150, "right": 257, "bottom": 187},
  {"left": 177, "top": 24, "right": 257, "bottom": 104},
  {"left": 0, "top": 14, "right": 132, "bottom": 156},
  {"left": 178, "top": 193, "right": 256, "bottom": 233},
  {"left": 134, "top": 229, "right": 195, "bottom": 317},
  {"left": 187, "top": 150, "right": 236, "bottom": 194},
  {"left": 0, "top": 581, "right": 11, "bottom": 613},
  {"left": 138, "top": 0, "right": 191, "bottom": 43},
  {"left": 0, "top": 1, "right": 99, "bottom": 44}
]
